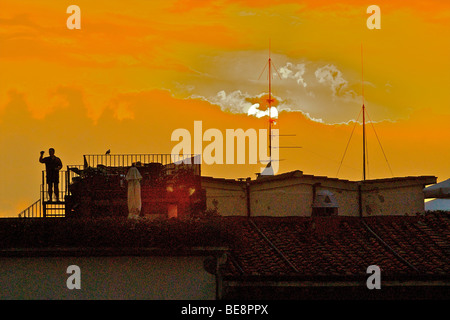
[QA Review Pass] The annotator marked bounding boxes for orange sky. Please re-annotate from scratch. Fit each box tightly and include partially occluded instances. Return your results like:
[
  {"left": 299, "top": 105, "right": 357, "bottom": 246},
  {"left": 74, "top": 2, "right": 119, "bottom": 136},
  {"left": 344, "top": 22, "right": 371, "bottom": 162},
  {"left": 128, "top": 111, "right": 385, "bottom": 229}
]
[{"left": 1, "top": 0, "right": 449, "bottom": 217}]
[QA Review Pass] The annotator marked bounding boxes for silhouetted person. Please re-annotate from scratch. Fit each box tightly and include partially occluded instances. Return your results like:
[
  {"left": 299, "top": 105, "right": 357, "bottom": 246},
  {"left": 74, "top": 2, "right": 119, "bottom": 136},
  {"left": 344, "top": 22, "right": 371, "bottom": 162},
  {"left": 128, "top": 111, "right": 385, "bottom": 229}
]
[{"left": 39, "top": 148, "right": 63, "bottom": 202}]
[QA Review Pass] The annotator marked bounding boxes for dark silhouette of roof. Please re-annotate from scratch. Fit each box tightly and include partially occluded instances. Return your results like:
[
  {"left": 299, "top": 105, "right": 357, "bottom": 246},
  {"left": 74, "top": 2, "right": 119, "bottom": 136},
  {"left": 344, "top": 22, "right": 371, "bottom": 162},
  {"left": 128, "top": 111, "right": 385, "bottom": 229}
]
[{"left": 0, "top": 212, "right": 448, "bottom": 282}]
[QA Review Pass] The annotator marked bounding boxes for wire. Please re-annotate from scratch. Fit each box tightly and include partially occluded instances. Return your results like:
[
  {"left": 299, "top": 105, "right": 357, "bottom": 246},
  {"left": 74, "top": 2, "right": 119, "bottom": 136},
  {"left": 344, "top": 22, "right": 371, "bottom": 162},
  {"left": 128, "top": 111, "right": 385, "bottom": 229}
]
[
  {"left": 365, "top": 110, "right": 394, "bottom": 177},
  {"left": 270, "top": 61, "right": 283, "bottom": 80},
  {"left": 336, "top": 108, "right": 363, "bottom": 177},
  {"left": 249, "top": 219, "right": 299, "bottom": 273},
  {"left": 361, "top": 220, "right": 420, "bottom": 273},
  {"left": 302, "top": 148, "right": 360, "bottom": 173},
  {"left": 258, "top": 60, "right": 269, "bottom": 80}
]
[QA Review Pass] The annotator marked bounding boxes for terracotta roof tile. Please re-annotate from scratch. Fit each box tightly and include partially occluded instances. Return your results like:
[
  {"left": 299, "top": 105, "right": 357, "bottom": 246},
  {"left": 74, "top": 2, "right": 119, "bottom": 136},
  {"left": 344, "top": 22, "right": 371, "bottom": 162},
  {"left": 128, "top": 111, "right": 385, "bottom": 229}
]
[{"left": 223, "top": 213, "right": 450, "bottom": 279}]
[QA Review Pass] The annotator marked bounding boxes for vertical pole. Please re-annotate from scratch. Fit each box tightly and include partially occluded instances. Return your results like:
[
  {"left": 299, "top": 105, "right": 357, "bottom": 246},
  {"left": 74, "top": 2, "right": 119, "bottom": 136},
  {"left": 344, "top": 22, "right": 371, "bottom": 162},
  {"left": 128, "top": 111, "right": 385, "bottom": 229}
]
[
  {"left": 268, "top": 41, "right": 272, "bottom": 159},
  {"left": 42, "top": 170, "right": 45, "bottom": 202},
  {"left": 65, "top": 168, "right": 68, "bottom": 200},
  {"left": 363, "top": 104, "right": 366, "bottom": 181},
  {"left": 361, "top": 43, "right": 366, "bottom": 181}
]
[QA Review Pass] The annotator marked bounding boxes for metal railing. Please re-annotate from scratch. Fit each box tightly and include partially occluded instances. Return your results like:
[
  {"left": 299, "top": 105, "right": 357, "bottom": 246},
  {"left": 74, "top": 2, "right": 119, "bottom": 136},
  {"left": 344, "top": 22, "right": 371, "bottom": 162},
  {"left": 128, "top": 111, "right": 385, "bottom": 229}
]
[
  {"left": 43, "top": 202, "right": 66, "bottom": 218},
  {"left": 41, "top": 170, "right": 69, "bottom": 202},
  {"left": 18, "top": 199, "right": 42, "bottom": 218},
  {"left": 66, "top": 165, "right": 84, "bottom": 193},
  {"left": 83, "top": 154, "right": 201, "bottom": 175},
  {"left": 18, "top": 153, "right": 202, "bottom": 218},
  {"left": 39, "top": 165, "right": 86, "bottom": 203}
]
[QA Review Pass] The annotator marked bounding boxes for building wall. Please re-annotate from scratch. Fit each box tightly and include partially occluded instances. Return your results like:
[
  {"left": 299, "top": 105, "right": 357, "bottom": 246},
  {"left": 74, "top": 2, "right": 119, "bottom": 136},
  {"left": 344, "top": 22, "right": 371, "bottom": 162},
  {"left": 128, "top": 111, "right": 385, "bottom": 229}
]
[
  {"left": 205, "top": 177, "right": 362, "bottom": 217},
  {"left": 0, "top": 256, "right": 216, "bottom": 300},
  {"left": 202, "top": 180, "right": 247, "bottom": 216},
  {"left": 362, "top": 184, "right": 425, "bottom": 216},
  {"left": 202, "top": 176, "right": 430, "bottom": 217},
  {"left": 250, "top": 182, "right": 313, "bottom": 217},
  {"left": 318, "top": 186, "right": 360, "bottom": 217}
]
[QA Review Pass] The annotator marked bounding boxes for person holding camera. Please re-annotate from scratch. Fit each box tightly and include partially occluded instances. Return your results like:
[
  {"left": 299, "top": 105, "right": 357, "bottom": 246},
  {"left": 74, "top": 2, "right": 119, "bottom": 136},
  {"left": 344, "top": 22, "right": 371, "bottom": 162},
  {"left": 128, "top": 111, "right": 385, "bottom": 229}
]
[{"left": 39, "top": 148, "right": 63, "bottom": 202}]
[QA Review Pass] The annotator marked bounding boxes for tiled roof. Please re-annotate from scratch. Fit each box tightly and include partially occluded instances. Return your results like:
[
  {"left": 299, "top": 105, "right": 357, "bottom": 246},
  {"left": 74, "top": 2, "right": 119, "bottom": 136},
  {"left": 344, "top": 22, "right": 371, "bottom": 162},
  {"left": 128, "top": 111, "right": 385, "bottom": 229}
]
[
  {"left": 223, "top": 212, "right": 450, "bottom": 280},
  {"left": 1, "top": 212, "right": 448, "bottom": 281}
]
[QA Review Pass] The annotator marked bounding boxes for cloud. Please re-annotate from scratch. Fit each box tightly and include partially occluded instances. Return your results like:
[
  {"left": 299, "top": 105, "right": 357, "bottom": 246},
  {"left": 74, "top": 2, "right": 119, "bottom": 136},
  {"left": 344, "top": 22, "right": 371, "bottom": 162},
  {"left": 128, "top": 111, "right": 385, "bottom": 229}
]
[
  {"left": 314, "top": 64, "right": 351, "bottom": 97},
  {"left": 191, "top": 90, "right": 254, "bottom": 114},
  {"left": 385, "top": 81, "right": 393, "bottom": 93},
  {"left": 174, "top": 51, "right": 366, "bottom": 123},
  {"left": 214, "top": 90, "right": 254, "bottom": 114},
  {"left": 189, "top": 89, "right": 327, "bottom": 123},
  {"left": 190, "top": 90, "right": 282, "bottom": 119},
  {"left": 248, "top": 104, "right": 278, "bottom": 118},
  {"left": 278, "top": 62, "right": 307, "bottom": 87}
]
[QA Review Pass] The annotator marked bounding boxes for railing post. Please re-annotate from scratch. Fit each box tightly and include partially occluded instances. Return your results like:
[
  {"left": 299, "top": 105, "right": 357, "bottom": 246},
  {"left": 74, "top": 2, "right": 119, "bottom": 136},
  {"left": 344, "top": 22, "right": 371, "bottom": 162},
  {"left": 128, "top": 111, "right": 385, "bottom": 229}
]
[
  {"left": 42, "top": 170, "right": 45, "bottom": 202},
  {"left": 66, "top": 167, "right": 69, "bottom": 199}
]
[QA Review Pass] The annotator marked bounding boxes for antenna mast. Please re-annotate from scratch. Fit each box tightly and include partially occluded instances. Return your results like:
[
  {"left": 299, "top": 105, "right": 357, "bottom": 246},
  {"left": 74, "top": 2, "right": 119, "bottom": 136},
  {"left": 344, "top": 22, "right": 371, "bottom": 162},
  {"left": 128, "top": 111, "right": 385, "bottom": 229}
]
[
  {"left": 268, "top": 40, "right": 274, "bottom": 158},
  {"left": 337, "top": 45, "right": 393, "bottom": 179},
  {"left": 361, "top": 44, "right": 366, "bottom": 181},
  {"left": 258, "top": 41, "right": 300, "bottom": 167}
]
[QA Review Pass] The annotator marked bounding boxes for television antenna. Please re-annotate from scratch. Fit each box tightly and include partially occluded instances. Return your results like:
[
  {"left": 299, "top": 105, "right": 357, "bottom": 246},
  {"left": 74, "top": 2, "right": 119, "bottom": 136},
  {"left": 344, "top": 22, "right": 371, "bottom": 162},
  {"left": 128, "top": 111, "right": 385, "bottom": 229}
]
[
  {"left": 336, "top": 44, "right": 394, "bottom": 180},
  {"left": 258, "top": 41, "right": 302, "bottom": 169}
]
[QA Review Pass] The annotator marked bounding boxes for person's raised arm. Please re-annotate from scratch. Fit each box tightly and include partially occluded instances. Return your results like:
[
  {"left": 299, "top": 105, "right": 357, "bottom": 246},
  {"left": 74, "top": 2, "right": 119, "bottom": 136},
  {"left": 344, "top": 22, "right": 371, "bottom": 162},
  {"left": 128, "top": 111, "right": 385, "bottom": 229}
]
[{"left": 39, "top": 151, "right": 45, "bottom": 163}]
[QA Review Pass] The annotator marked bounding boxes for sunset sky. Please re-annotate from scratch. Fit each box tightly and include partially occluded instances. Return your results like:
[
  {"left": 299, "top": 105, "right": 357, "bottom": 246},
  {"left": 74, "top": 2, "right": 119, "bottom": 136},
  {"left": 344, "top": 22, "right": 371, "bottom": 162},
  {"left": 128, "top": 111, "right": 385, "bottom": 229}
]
[{"left": 1, "top": 0, "right": 449, "bottom": 217}]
